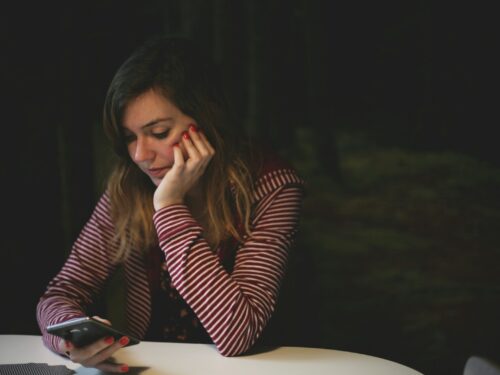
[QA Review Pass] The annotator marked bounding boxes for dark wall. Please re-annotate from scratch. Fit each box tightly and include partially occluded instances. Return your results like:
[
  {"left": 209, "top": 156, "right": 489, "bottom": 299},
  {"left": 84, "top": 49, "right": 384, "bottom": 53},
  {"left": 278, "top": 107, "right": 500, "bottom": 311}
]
[{"left": 1, "top": 2, "right": 498, "bottom": 375}]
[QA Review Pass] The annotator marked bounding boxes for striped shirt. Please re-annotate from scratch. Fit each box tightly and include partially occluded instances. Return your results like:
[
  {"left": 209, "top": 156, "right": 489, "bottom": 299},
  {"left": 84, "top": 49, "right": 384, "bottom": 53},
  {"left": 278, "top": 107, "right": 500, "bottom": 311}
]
[{"left": 36, "top": 161, "right": 304, "bottom": 357}]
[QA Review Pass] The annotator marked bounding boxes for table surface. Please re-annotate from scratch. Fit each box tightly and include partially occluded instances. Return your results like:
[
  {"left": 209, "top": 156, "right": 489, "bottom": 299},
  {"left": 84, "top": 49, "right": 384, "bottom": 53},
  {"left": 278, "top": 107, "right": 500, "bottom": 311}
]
[{"left": 0, "top": 335, "right": 423, "bottom": 375}]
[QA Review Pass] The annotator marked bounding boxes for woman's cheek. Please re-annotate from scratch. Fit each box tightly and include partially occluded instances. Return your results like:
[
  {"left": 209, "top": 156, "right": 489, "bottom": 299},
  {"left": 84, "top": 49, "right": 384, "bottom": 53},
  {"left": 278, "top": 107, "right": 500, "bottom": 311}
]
[{"left": 164, "top": 146, "right": 175, "bottom": 159}]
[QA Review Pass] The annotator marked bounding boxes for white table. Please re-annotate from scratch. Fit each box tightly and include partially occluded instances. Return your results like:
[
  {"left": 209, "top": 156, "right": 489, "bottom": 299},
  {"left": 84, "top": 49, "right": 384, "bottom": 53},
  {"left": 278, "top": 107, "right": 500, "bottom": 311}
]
[{"left": 0, "top": 335, "right": 423, "bottom": 374}]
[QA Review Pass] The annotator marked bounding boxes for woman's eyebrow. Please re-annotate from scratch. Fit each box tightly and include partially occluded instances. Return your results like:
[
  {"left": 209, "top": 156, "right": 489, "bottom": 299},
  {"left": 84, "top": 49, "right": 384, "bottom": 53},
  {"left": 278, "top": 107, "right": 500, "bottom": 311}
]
[
  {"left": 141, "top": 117, "right": 174, "bottom": 129},
  {"left": 122, "top": 117, "right": 174, "bottom": 132}
]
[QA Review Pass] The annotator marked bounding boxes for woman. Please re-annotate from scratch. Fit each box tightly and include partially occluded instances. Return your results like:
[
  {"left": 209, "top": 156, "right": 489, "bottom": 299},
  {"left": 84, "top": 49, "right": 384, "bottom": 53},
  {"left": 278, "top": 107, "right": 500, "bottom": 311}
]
[{"left": 37, "top": 35, "right": 305, "bottom": 373}]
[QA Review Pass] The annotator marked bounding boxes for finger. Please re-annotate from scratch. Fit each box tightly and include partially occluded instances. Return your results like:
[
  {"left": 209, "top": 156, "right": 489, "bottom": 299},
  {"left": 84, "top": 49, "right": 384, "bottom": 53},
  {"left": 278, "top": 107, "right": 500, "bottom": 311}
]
[
  {"left": 172, "top": 143, "right": 185, "bottom": 169},
  {"left": 187, "top": 126, "right": 210, "bottom": 156},
  {"left": 58, "top": 339, "right": 73, "bottom": 357},
  {"left": 196, "top": 129, "right": 215, "bottom": 155},
  {"left": 80, "top": 336, "right": 128, "bottom": 367},
  {"left": 71, "top": 336, "right": 116, "bottom": 364},
  {"left": 95, "top": 361, "right": 129, "bottom": 373},
  {"left": 92, "top": 316, "right": 112, "bottom": 326},
  {"left": 181, "top": 131, "right": 201, "bottom": 161},
  {"left": 189, "top": 137, "right": 214, "bottom": 175}
]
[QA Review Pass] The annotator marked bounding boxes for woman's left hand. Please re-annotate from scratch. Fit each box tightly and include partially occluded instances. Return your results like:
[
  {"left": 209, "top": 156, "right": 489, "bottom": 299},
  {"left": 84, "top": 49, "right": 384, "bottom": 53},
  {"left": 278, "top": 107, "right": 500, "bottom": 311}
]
[{"left": 153, "top": 124, "right": 215, "bottom": 210}]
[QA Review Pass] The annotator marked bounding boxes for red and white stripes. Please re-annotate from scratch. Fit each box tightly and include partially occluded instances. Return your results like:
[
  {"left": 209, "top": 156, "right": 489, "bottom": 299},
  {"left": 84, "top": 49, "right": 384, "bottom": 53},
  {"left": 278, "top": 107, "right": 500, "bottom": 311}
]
[{"left": 37, "top": 167, "right": 304, "bottom": 357}]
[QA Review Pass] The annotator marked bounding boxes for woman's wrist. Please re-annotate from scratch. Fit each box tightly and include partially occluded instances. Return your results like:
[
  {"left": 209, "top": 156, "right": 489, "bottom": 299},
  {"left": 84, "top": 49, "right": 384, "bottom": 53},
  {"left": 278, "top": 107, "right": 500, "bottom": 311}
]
[{"left": 154, "top": 198, "right": 184, "bottom": 211}]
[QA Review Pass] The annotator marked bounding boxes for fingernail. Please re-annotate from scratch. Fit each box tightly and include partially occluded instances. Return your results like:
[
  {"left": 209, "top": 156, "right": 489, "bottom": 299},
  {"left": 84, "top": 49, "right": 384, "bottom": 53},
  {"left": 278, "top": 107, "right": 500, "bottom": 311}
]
[
  {"left": 119, "top": 336, "right": 130, "bottom": 346},
  {"left": 104, "top": 336, "right": 114, "bottom": 344},
  {"left": 182, "top": 131, "right": 190, "bottom": 140},
  {"left": 189, "top": 124, "right": 198, "bottom": 132},
  {"left": 121, "top": 364, "right": 129, "bottom": 373},
  {"left": 173, "top": 142, "right": 180, "bottom": 148},
  {"left": 65, "top": 341, "right": 73, "bottom": 350}
]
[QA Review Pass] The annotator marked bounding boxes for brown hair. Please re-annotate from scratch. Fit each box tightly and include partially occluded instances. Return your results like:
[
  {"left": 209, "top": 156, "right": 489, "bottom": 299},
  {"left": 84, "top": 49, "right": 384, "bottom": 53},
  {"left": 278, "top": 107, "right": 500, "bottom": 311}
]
[{"left": 103, "top": 36, "right": 256, "bottom": 262}]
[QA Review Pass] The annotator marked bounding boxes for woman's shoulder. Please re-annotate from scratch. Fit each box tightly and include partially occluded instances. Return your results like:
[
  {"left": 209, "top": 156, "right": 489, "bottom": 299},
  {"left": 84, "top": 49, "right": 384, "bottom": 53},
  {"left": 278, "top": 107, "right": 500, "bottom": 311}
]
[
  {"left": 248, "top": 145, "right": 305, "bottom": 200},
  {"left": 96, "top": 190, "right": 113, "bottom": 210},
  {"left": 246, "top": 141, "right": 301, "bottom": 178},
  {"left": 87, "top": 190, "right": 115, "bottom": 227}
]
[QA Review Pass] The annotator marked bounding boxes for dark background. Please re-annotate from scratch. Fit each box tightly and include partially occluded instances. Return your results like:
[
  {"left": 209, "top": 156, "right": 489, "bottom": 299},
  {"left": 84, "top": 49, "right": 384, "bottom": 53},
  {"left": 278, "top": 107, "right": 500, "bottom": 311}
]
[{"left": 1, "top": 2, "right": 499, "bottom": 375}]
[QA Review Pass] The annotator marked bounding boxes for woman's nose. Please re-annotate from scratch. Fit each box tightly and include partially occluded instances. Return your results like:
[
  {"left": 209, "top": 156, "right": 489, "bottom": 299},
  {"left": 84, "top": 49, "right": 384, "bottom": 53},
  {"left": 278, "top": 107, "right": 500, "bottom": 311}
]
[{"left": 133, "top": 137, "right": 154, "bottom": 162}]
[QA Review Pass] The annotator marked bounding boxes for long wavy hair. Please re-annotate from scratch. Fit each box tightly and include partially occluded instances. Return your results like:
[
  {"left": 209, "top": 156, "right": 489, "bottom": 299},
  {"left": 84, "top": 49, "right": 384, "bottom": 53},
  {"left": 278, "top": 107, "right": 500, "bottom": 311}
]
[{"left": 102, "top": 36, "right": 257, "bottom": 263}]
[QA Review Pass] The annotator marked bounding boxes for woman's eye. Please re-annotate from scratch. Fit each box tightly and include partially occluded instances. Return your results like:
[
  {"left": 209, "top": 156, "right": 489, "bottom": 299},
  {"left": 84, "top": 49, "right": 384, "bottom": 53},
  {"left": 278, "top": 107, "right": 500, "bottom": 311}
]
[{"left": 152, "top": 130, "right": 169, "bottom": 139}]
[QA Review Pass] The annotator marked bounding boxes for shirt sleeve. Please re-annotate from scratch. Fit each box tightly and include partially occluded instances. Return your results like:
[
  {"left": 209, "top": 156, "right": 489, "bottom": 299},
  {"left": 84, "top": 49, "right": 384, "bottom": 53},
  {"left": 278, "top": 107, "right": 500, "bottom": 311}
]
[
  {"left": 153, "top": 169, "right": 305, "bottom": 356},
  {"left": 36, "top": 193, "right": 117, "bottom": 353}
]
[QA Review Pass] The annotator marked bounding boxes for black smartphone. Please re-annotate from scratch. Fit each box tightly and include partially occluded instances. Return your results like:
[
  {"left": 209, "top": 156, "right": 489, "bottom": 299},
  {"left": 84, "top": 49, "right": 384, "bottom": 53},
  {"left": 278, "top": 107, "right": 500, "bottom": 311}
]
[{"left": 46, "top": 317, "right": 140, "bottom": 348}]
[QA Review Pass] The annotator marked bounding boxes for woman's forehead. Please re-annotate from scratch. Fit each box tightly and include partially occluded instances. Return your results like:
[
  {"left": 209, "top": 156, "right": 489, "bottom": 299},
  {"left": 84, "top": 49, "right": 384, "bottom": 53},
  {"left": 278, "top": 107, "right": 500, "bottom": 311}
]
[{"left": 122, "top": 90, "right": 180, "bottom": 130}]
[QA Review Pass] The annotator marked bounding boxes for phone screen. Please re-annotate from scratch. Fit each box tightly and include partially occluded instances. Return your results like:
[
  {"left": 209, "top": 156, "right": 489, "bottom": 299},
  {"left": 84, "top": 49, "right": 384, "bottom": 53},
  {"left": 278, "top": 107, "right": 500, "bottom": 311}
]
[{"left": 47, "top": 317, "right": 140, "bottom": 348}]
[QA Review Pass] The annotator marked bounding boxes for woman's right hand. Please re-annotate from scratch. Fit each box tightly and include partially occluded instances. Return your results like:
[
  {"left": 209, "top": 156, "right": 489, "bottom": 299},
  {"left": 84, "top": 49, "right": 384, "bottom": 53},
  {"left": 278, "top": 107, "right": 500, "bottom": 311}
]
[
  {"left": 153, "top": 124, "right": 215, "bottom": 211},
  {"left": 58, "top": 316, "right": 130, "bottom": 373}
]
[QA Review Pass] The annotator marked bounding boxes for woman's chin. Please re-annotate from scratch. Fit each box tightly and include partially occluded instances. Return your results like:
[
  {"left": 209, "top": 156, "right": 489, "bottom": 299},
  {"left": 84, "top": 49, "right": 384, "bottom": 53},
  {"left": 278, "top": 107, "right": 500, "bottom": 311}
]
[
  {"left": 147, "top": 167, "right": 171, "bottom": 186},
  {"left": 150, "top": 176, "right": 162, "bottom": 186}
]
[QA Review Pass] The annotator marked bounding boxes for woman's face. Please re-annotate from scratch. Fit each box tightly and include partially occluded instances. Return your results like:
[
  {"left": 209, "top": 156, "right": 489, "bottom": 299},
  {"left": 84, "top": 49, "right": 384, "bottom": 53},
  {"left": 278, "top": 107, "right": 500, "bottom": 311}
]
[{"left": 122, "top": 89, "right": 195, "bottom": 186}]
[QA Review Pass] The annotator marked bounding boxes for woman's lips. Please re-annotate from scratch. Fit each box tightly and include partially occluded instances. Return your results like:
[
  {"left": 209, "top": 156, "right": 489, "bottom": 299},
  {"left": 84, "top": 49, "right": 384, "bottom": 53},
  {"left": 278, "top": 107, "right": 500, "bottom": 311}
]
[{"left": 147, "top": 167, "right": 170, "bottom": 178}]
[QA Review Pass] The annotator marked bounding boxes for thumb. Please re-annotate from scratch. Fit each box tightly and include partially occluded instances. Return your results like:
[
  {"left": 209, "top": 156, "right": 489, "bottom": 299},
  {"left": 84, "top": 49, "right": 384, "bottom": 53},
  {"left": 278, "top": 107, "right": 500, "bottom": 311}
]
[
  {"left": 172, "top": 143, "right": 185, "bottom": 169},
  {"left": 92, "top": 316, "right": 112, "bottom": 326}
]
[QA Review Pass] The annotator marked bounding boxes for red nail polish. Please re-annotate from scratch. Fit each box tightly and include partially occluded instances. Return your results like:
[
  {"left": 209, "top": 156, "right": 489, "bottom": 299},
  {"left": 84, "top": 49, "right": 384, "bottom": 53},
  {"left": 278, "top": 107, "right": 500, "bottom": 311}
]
[
  {"left": 173, "top": 142, "right": 179, "bottom": 148},
  {"left": 104, "top": 336, "right": 114, "bottom": 344},
  {"left": 65, "top": 340, "right": 73, "bottom": 350},
  {"left": 182, "top": 131, "right": 190, "bottom": 140},
  {"left": 121, "top": 365, "right": 129, "bottom": 373},
  {"left": 119, "top": 336, "right": 130, "bottom": 346},
  {"left": 189, "top": 124, "right": 198, "bottom": 132}
]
